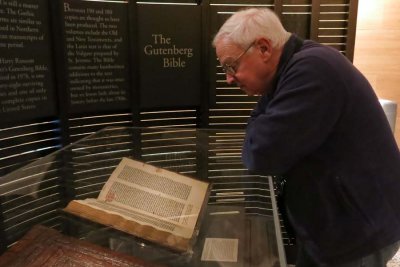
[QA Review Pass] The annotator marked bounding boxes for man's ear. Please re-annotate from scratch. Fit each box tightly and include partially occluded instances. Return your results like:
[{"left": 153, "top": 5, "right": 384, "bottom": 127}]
[{"left": 256, "top": 38, "right": 272, "bottom": 61}]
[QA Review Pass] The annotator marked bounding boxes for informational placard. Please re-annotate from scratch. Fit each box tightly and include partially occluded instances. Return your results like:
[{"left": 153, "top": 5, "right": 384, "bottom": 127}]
[
  {"left": 0, "top": 0, "right": 56, "bottom": 123},
  {"left": 137, "top": 4, "right": 201, "bottom": 109},
  {"left": 61, "top": 0, "right": 129, "bottom": 115}
]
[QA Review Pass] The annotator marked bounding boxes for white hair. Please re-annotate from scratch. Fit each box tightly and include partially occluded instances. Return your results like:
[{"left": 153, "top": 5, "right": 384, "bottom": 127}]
[{"left": 212, "top": 8, "right": 291, "bottom": 49}]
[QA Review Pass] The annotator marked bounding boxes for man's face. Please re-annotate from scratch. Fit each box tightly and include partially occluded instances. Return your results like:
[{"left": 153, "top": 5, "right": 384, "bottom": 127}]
[{"left": 215, "top": 38, "right": 275, "bottom": 96}]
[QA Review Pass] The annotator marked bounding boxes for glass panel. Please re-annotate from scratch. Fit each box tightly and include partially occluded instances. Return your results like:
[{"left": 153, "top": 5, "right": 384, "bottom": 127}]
[{"left": 0, "top": 126, "right": 286, "bottom": 266}]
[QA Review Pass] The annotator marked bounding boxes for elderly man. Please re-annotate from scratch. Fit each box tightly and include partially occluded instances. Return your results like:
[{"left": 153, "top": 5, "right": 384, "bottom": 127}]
[{"left": 213, "top": 7, "right": 400, "bottom": 267}]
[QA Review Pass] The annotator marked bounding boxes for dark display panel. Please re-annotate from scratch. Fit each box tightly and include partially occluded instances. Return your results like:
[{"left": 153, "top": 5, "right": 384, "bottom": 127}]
[
  {"left": 0, "top": 0, "right": 358, "bottom": 123},
  {"left": 60, "top": 0, "right": 130, "bottom": 114},
  {"left": 137, "top": 4, "right": 201, "bottom": 109},
  {"left": 0, "top": 0, "right": 56, "bottom": 122}
]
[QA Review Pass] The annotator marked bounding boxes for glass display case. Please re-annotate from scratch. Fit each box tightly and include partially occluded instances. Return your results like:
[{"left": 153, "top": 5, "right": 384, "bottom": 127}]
[{"left": 0, "top": 126, "right": 287, "bottom": 267}]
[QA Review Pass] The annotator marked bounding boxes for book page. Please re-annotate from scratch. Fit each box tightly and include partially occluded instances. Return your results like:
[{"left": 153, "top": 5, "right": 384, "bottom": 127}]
[{"left": 78, "top": 157, "right": 209, "bottom": 239}]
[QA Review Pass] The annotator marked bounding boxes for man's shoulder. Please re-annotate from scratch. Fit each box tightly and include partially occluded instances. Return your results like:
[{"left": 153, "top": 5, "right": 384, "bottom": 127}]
[
  {"left": 289, "top": 40, "right": 351, "bottom": 75},
  {"left": 298, "top": 40, "right": 343, "bottom": 59}
]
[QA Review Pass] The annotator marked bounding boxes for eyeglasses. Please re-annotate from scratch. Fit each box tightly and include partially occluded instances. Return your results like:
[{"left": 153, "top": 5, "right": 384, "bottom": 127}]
[{"left": 221, "top": 42, "right": 254, "bottom": 76}]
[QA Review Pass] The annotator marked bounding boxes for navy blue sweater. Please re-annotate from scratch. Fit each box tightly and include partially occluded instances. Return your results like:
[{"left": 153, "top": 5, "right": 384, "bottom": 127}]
[{"left": 242, "top": 35, "right": 400, "bottom": 264}]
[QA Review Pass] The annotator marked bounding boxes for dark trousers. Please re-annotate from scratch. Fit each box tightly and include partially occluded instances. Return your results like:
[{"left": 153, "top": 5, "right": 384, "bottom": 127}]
[{"left": 296, "top": 241, "right": 400, "bottom": 267}]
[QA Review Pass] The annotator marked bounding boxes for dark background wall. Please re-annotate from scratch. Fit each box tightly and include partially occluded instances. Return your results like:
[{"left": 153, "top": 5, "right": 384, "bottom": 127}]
[{"left": 0, "top": 0, "right": 358, "bottom": 176}]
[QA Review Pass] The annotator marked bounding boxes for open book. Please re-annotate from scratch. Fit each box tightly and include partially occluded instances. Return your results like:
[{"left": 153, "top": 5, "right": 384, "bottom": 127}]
[{"left": 64, "top": 157, "right": 210, "bottom": 252}]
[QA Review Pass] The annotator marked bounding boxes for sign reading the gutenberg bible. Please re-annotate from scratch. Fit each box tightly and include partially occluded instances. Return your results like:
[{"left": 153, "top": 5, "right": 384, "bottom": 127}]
[
  {"left": 138, "top": 4, "right": 201, "bottom": 109},
  {"left": 61, "top": 0, "right": 129, "bottom": 115},
  {"left": 0, "top": 0, "right": 56, "bottom": 123}
]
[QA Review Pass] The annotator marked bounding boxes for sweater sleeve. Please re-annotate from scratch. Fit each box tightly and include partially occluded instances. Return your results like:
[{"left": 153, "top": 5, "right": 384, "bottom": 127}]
[{"left": 242, "top": 54, "right": 346, "bottom": 174}]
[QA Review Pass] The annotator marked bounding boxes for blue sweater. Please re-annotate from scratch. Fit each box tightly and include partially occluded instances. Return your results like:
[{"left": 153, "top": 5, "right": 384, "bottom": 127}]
[{"left": 242, "top": 35, "right": 400, "bottom": 264}]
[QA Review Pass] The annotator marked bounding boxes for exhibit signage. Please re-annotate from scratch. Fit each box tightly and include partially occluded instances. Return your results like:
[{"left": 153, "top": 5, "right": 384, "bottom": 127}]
[
  {"left": 0, "top": 0, "right": 56, "bottom": 122},
  {"left": 137, "top": 3, "right": 201, "bottom": 109},
  {"left": 61, "top": 0, "right": 130, "bottom": 114}
]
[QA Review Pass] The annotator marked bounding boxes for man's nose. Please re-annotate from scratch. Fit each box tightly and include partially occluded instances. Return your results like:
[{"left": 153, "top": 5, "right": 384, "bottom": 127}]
[{"left": 226, "top": 73, "right": 235, "bottom": 84}]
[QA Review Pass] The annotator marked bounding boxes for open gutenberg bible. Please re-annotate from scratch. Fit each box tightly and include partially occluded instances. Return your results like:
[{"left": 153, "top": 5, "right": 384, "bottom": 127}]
[{"left": 64, "top": 157, "right": 210, "bottom": 252}]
